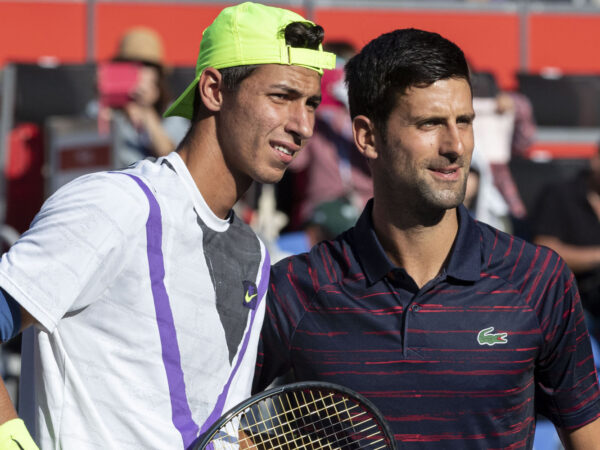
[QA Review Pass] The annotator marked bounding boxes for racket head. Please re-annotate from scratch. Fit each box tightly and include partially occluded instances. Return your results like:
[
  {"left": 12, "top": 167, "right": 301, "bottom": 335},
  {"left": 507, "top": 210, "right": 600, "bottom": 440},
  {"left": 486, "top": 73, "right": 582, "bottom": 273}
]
[{"left": 193, "top": 381, "right": 396, "bottom": 450}]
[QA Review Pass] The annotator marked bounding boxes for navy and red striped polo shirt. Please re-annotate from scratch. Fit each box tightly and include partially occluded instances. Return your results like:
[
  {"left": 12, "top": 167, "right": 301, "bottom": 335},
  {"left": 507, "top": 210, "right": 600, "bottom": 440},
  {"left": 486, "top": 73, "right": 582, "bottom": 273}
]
[{"left": 254, "top": 200, "right": 600, "bottom": 449}]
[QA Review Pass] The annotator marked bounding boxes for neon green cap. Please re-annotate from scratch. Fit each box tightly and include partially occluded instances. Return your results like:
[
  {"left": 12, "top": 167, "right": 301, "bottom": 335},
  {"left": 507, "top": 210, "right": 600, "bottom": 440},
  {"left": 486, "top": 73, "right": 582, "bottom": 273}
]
[{"left": 164, "top": 2, "right": 336, "bottom": 119}]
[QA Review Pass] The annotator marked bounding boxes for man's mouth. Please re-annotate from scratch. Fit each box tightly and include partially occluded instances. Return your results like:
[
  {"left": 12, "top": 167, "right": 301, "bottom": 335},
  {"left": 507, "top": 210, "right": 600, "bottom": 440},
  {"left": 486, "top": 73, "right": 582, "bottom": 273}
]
[
  {"left": 274, "top": 144, "right": 293, "bottom": 156},
  {"left": 429, "top": 166, "right": 462, "bottom": 180}
]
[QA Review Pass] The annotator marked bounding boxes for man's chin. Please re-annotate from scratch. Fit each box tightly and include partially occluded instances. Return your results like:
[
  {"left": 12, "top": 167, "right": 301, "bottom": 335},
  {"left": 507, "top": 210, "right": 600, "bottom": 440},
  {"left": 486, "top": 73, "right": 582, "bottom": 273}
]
[
  {"left": 254, "top": 171, "right": 286, "bottom": 186},
  {"left": 260, "top": 167, "right": 287, "bottom": 184},
  {"left": 422, "top": 191, "right": 466, "bottom": 213},
  {"left": 437, "top": 198, "right": 465, "bottom": 211},
  {"left": 432, "top": 184, "right": 467, "bottom": 208}
]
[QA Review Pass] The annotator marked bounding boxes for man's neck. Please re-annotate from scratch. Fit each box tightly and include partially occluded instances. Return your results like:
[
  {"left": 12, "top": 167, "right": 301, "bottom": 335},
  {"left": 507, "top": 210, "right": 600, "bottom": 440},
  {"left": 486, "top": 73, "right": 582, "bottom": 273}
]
[
  {"left": 372, "top": 200, "right": 459, "bottom": 289},
  {"left": 176, "top": 124, "right": 251, "bottom": 220}
]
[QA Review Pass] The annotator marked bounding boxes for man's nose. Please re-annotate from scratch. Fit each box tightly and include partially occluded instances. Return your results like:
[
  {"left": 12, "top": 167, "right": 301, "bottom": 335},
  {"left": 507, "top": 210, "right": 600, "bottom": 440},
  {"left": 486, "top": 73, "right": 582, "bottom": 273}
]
[
  {"left": 286, "top": 102, "right": 314, "bottom": 143},
  {"left": 440, "top": 123, "right": 468, "bottom": 158}
]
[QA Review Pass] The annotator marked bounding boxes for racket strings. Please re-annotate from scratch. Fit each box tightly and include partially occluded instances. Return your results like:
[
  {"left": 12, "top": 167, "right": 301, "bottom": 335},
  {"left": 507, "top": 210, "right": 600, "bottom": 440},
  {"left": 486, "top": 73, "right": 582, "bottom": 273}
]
[
  {"left": 292, "top": 390, "right": 386, "bottom": 449},
  {"left": 210, "top": 390, "right": 389, "bottom": 449}
]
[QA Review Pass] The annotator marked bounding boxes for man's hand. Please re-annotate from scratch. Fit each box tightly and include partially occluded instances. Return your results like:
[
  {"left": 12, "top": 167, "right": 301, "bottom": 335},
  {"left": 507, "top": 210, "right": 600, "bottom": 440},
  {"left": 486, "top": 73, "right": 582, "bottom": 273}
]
[
  {"left": 123, "top": 102, "right": 175, "bottom": 157},
  {"left": 0, "top": 419, "right": 38, "bottom": 449}
]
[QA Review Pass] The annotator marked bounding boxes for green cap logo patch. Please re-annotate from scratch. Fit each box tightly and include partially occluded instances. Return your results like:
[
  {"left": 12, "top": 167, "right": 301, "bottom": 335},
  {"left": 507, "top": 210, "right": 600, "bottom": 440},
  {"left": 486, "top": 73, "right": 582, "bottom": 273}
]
[{"left": 477, "top": 327, "right": 508, "bottom": 346}]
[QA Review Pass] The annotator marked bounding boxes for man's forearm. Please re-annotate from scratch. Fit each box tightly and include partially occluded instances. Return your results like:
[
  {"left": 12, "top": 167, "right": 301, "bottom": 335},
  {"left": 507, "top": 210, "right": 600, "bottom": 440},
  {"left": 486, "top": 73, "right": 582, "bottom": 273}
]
[
  {"left": 559, "top": 417, "right": 600, "bottom": 450},
  {"left": 533, "top": 235, "right": 600, "bottom": 274},
  {"left": 0, "top": 379, "right": 18, "bottom": 424},
  {"left": 0, "top": 384, "right": 38, "bottom": 449}
]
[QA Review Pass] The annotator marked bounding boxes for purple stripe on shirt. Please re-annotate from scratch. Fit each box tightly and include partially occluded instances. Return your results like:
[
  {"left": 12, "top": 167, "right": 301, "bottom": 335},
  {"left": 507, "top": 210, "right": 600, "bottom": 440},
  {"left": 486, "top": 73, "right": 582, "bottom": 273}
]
[
  {"left": 197, "top": 249, "right": 271, "bottom": 438},
  {"left": 123, "top": 173, "right": 199, "bottom": 447}
]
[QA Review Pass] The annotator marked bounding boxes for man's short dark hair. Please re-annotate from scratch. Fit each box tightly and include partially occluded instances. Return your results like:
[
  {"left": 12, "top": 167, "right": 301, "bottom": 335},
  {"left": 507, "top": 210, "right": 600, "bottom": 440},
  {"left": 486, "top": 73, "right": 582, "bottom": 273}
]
[
  {"left": 345, "top": 28, "right": 471, "bottom": 136},
  {"left": 190, "top": 21, "right": 324, "bottom": 121}
]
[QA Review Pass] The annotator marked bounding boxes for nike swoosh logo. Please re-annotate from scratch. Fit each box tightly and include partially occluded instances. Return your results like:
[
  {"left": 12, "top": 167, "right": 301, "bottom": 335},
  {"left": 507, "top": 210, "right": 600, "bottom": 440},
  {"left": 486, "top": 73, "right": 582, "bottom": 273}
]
[{"left": 245, "top": 291, "right": 258, "bottom": 303}]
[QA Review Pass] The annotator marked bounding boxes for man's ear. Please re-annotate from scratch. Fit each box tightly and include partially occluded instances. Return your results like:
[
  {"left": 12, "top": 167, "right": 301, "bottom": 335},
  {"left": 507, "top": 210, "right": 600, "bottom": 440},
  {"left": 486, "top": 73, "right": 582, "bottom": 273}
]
[
  {"left": 197, "top": 67, "right": 224, "bottom": 112},
  {"left": 352, "top": 115, "right": 378, "bottom": 160}
]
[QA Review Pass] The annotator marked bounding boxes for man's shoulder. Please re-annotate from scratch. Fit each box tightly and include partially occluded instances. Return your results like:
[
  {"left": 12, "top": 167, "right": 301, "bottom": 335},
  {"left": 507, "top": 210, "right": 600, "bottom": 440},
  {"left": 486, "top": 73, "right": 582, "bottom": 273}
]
[
  {"left": 271, "top": 235, "right": 352, "bottom": 282},
  {"left": 49, "top": 169, "right": 147, "bottom": 205},
  {"left": 475, "top": 219, "right": 569, "bottom": 285},
  {"left": 271, "top": 241, "right": 323, "bottom": 274},
  {"left": 113, "top": 155, "right": 186, "bottom": 201},
  {"left": 476, "top": 219, "right": 533, "bottom": 254},
  {"left": 35, "top": 170, "right": 152, "bottom": 237}
]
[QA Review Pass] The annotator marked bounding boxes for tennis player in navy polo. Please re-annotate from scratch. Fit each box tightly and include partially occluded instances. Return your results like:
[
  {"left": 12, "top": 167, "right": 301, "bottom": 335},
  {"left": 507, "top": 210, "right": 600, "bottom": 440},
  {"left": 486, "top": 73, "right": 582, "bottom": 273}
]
[{"left": 254, "top": 29, "right": 600, "bottom": 448}]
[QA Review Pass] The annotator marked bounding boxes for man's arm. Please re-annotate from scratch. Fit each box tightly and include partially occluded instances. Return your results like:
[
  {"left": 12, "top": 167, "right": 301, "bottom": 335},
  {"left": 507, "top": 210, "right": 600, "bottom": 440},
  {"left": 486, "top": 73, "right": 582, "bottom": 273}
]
[
  {"left": 0, "top": 379, "right": 17, "bottom": 424},
  {"left": 253, "top": 263, "right": 305, "bottom": 394},
  {"left": 0, "top": 303, "right": 38, "bottom": 448},
  {"left": 534, "top": 235, "right": 600, "bottom": 274},
  {"left": 16, "top": 306, "right": 35, "bottom": 334},
  {"left": 532, "top": 248, "right": 600, "bottom": 446},
  {"left": 559, "top": 417, "right": 600, "bottom": 450},
  {"left": 0, "top": 303, "right": 35, "bottom": 423}
]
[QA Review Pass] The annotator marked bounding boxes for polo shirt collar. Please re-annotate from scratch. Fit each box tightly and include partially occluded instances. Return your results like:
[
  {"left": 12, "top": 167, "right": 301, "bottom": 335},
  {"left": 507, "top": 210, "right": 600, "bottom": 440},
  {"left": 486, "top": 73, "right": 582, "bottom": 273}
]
[
  {"left": 352, "top": 199, "right": 394, "bottom": 286},
  {"left": 446, "top": 204, "right": 482, "bottom": 282},
  {"left": 351, "top": 200, "right": 481, "bottom": 285}
]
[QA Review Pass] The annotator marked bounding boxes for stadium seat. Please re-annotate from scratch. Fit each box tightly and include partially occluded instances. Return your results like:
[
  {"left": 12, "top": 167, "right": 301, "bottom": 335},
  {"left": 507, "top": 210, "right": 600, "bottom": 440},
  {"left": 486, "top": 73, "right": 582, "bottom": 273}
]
[
  {"left": 11, "top": 63, "right": 97, "bottom": 125},
  {"left": 518, "top": 73, "right": 600, "bottom": 128},
  {"left": 517, "top": 73, "right": 581, "bottom": 127}
]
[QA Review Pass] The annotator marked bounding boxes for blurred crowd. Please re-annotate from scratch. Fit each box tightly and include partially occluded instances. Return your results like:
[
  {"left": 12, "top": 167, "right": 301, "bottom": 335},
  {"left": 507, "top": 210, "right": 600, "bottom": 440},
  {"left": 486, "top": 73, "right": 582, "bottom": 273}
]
[
  {"left": 95, "top": 27, "right": 190, "bottom": 167},
  {"left": 1, "top": 23, "right": 600, "bottom": 449}
]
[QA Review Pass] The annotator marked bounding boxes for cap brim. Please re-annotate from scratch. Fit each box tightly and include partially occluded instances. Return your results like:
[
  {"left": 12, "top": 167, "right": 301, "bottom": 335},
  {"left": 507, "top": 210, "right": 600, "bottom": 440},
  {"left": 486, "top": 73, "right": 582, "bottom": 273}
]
[{"left": 163, "top": 73, "right": 200, "bottom": 119}]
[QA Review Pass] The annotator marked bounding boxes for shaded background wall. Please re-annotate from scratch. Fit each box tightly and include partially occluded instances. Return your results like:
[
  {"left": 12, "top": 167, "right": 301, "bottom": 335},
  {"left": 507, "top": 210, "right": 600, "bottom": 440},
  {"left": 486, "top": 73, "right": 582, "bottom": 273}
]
[{"left": 0, "top": 0, "right": 599, "bottom": 91}]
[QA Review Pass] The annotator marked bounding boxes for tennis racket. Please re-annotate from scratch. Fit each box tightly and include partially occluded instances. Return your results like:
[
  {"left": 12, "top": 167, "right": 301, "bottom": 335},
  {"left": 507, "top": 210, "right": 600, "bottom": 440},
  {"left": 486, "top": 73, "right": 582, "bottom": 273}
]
[{"left": 192, "top": 381, "right": 396, "bottom": 449}]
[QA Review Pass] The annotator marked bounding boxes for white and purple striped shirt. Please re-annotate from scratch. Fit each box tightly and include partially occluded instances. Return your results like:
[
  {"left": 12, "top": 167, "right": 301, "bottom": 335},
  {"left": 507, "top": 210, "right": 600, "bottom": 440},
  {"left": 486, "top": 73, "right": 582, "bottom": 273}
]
[{"left": 0, "top": 152, "right": 269, "bottom": 449}]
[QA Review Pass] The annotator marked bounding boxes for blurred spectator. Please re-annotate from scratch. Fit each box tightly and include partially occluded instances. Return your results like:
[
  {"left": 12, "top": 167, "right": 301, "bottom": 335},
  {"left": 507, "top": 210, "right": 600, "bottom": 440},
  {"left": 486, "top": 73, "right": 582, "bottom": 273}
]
[
  {"left": 531, "top": 144, "right": 600, "bottom": 342},
  {"left": 98, "top": 27, "right": 188, "bottom": 167},
  {"left": 467, "top": 146, "right": 511, "bottom": 230},
  {"left": 469, "top": 70, "right": 536, "bottom": 233},
  {"left": 305, "top": 197, "right": 360, "bottom": 246},
  {"left": 287, "top": 42, "right": 373, "bottom": 228},
  {"left": 507, "top": 91, "right": 537, "bottom": 159},
  {"left": 463, "top": 166, "right": 480, "bottom": 212},
  {"left": 275, "top": 197, "right": 360, "bottom": 258}
]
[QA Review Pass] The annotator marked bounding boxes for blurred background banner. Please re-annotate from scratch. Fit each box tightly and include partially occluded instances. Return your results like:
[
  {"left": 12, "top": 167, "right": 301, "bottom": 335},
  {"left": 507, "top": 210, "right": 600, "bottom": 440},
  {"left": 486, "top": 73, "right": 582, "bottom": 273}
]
[
  {"left": 1, "top": 1, "right": 600, "bottom": 86},
  {"left": 1, "top": 3, "right": 600, "bottom": 448}
]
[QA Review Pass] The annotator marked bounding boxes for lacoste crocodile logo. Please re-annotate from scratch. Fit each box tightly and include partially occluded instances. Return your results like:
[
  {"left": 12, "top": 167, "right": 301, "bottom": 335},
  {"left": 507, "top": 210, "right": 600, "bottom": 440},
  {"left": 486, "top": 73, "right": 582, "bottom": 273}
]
[{"left": 477, "top": 327, "right": 508, "bottom": 346}]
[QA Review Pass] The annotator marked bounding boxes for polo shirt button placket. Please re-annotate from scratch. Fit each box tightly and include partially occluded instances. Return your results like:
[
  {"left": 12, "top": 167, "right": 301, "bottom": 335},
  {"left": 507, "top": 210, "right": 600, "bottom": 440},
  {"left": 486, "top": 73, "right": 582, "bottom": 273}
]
[{"left": 401, "top": 296, "right": 420, "bottom": 356}]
